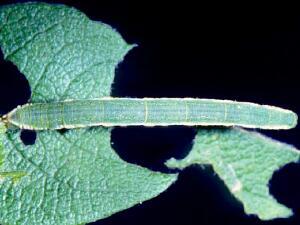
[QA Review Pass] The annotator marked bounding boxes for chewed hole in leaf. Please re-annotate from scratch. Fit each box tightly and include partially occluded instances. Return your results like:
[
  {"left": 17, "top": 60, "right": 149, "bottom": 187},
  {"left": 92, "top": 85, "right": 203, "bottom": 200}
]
[
  {"left": 270, "top": 162, "right": 300, "bottom": 211},
  {"left": 20, "top": 130, "right": 36, "bottom": 145},
  {"left": 0, "top": 52, "right": 30, "bottom": 114},
  {"left": 111, "top": 126, "right": 196, "bottom": 173},
  {"left": 171, "top": 167, "right": 246, "bottom": 222}
]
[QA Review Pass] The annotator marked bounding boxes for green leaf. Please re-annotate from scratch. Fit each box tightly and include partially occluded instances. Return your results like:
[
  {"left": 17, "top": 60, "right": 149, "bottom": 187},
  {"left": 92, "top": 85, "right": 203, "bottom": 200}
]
[
  {"left": 166, "top": 128, "right": 300, "bottom": 220},
  {"left": 0, "top": 3, "right": 177, "bottom": 225},
  {"left": 0, "top": 2, "right": 134, "bottom": 101},
  {"left": 1, "top": 125, "right": 176, "bottom": 225}
]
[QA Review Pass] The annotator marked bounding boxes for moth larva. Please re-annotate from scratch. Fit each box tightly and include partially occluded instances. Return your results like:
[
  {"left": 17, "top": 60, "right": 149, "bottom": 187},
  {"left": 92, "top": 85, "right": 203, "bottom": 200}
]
[{"left": 2, "top": 98, "right": 297, "bottom": 130}]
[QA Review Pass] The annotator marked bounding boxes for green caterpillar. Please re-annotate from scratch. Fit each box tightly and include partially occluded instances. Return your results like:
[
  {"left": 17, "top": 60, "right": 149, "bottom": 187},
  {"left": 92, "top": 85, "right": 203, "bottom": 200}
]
[{"left": 0, "top": 98, "right": 297, "bottom": 130}]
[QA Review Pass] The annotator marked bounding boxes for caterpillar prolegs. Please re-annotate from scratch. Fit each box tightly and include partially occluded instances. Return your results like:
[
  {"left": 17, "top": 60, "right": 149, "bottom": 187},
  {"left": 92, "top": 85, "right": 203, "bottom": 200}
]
[{"left": 1, "top": 98, "right": 297, "bottom": 130}]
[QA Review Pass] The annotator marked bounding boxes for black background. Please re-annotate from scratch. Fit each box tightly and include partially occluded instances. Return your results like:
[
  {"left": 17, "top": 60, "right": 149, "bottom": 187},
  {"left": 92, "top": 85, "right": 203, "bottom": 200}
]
[{"left": 1, "top": 1, "right": 300, "bottom": 225}]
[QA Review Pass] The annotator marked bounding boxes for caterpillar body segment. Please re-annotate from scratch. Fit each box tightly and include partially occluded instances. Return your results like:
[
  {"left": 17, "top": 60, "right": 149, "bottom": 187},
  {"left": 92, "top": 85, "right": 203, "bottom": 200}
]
[{"left": 4, "top": 98, "right": 297, "bottom": 130}]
